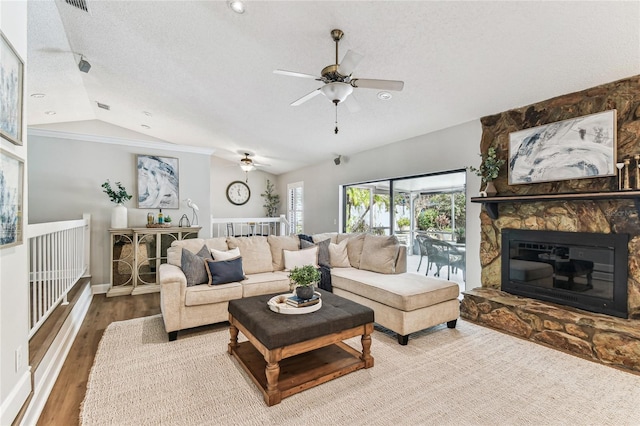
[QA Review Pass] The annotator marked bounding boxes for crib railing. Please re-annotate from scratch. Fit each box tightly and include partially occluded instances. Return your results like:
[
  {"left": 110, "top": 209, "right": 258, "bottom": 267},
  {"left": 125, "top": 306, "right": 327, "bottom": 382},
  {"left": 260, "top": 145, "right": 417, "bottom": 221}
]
[
  {"left": 210, "top": 215, "right": 289, "bottom": 238},
  {"left": 27, "top": 214, "right": 91, "bottom": 337}
]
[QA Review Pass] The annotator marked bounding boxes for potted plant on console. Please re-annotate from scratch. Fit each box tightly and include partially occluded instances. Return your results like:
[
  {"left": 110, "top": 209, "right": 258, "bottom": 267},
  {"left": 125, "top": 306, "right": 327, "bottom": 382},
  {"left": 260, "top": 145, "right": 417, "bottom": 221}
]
[
  {"left": 289, "top": 264, "right": 320, "bottom": 300},
  {"left": 102, "top": 180, "right": 133, "bottom": 229},
  {"left": 470, "top": 146, "right": 505, "bottom": 197}
]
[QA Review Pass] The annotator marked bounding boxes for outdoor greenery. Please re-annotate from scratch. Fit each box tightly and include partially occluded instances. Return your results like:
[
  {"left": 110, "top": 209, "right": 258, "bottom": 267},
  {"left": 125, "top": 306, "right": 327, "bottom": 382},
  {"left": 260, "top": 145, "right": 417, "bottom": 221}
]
[
  {"left": 345, "top": 187, "right": 389, "bottom": 233},
  {"left": 396, "top": 216, "right": 410, "bottom": 228},
  {"left": 288, "top": 265, "right": 320, "bottom": 287},
  {"left": 415, "top": 193, "right": 465, "bottom": 232},
  {"left": 469, "top": 146, "right": 505, "bottom": 182},
  {"left": 101, "top": 180, "right": 133, "bottom": 204},
  {"left": 260, "top": 179, "right": 280, "bottom": 217}
]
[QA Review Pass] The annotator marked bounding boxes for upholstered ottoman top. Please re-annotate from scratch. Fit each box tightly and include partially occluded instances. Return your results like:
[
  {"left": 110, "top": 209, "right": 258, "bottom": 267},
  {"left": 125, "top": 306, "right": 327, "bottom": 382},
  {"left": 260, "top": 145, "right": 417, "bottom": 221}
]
[{"left": 228, "top": 289, "right": 374, "bottom": 349}]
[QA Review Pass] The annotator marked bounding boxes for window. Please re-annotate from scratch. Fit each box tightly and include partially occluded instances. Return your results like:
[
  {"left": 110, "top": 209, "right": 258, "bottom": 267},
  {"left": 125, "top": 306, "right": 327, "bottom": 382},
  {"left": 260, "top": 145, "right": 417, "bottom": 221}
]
[{"left": 287, "top": 181, "right": 304, "bottom": 234}]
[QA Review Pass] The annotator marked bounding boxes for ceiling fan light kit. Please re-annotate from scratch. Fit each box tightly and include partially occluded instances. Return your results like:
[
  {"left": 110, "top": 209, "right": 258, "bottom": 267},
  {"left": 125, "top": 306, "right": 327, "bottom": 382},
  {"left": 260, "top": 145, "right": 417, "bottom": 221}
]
[{"left": 274, "top": 28, "right": 404, "bottom": 134}]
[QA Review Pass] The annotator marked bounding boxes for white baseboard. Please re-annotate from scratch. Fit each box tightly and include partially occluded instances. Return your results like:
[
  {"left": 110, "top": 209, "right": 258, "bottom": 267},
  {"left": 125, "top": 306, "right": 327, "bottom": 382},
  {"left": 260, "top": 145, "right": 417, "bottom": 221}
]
[
  {"left": 20, "top": 281, "right": 93, "bottom": 426},
  {"left": 91, "top": 283, "right": 111, "bottom": 294},
  {"left": 0, "top": 369, "right": 31, "bottom": 426}
]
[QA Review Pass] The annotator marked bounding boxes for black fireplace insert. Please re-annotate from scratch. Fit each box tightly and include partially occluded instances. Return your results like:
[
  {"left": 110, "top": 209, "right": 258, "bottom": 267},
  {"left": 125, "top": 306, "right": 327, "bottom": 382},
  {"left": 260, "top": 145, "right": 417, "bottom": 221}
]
[{"left": 501, "top": 229, "right": 628, "bottom": 318}]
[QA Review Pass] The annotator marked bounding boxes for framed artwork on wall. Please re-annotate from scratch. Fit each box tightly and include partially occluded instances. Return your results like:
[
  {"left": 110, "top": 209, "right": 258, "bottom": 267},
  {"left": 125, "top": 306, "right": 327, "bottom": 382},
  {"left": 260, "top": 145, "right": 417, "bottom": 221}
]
[
  {"left": 137, "top": 155, "right": 180, "bottom": 208},
  {"left": 0, "top": 31, "right": 24, "bottom": 146},
  {"left": 0, "top": 150, "right": 24, "bottom": 248},
  {"left": 508, "top": 110, "right": 617, "bottom": 185}
]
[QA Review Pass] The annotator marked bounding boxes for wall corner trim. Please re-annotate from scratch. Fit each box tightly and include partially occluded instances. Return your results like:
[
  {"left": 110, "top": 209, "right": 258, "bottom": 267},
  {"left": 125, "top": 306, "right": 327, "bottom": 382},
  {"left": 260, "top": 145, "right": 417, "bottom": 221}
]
[
  {"left": 0, "top": 369, "right": 31, "bottom": 426},
  {"left": 28, "top": 128, "right": 216, "bottom": 155}
]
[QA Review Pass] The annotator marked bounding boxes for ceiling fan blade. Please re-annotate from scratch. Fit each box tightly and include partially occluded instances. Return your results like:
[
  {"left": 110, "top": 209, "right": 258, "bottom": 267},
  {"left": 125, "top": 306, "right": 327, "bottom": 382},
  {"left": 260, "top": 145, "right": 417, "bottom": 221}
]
[
  {"left": 337, "top": 50, "right": 364, "bottom": 76},
  {"left": 291, "top": 88, "right": 322, "bottom": 106},
  {"left": 351, "top": 78, "right": 404, "bottom": 91},
  {"left": 343, "top": 93, "right": 361, "bottom": 113},
  {"left": 274, "top": 69, "right": 320, "bottom": 80}
]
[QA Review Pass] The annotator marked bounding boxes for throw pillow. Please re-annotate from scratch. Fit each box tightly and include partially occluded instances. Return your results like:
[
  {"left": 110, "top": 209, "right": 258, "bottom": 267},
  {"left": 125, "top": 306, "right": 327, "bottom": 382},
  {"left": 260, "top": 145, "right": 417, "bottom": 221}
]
[
  {"left": 267, "top": 235, "right": 300, "bottom": 271},
  {"left": 211, "top": 247, "right": 241, "bottom": 261},
  {"left": 359, "top": 234, "right": 400, "bottom": 274},
  {"left": 301, "top": 238, "right": 331, "bottom": 268},
  {"left": 181, "top": 245, "right": 212, "bottom": 287},
  {"left": 346, "top": 233, "right": 366, "bottom": 268},
  {"left": 227, "top": 236, "right": 273, "bottom": 275},
  {"left": 283, "top": 246, "right": 319, "bottom": 270},
  {"left": 205, "top": 256, "right": 246, "bottom": 285},
  {"left": 329, "top": 239, "right": 350, "bottom": 268}
]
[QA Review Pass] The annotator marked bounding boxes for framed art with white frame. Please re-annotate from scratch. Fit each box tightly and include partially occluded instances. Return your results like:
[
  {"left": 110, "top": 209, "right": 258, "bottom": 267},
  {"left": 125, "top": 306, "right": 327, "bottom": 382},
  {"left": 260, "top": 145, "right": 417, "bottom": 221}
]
[
  {"left": 0, "top": 149, "right": 24, "bottom": 248},
  {"left": 508, "top": 110, "right": 617, "bottom": 185},
  {"left": 137, "top": 155, "right": 180, "bottom": 208},
  {"left": 0, "top": 31, "right": 24, "bottom": 146}
]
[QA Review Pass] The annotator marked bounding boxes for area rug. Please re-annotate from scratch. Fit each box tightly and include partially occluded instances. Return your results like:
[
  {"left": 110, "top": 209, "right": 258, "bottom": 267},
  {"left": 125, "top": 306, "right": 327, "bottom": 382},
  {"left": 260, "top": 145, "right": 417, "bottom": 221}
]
[{"left": 81, "top": 315, "right": 640, "bottom": 425}]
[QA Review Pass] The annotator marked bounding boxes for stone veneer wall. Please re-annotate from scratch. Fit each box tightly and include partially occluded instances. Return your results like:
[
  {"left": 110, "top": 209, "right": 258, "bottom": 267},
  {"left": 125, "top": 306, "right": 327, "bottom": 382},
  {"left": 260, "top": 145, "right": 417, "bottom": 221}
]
[
  {"left": 460, "top": 75, "right": 640, "bottom": 372},
  {"left": 477, "top": 74, "right": 640, "bottom": 318}
]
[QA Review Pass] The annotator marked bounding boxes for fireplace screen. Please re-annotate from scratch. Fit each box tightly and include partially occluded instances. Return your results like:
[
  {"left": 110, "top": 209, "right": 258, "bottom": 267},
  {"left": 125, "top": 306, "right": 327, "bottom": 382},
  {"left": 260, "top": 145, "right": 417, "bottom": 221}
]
[{"left": 501, "top": 229, "right": 628, "bottom": 318}]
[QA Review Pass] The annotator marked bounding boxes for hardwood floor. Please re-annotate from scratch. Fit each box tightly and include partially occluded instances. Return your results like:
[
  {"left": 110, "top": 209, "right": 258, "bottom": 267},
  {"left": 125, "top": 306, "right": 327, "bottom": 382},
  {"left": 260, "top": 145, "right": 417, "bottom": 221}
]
[{"left": 36, "top": 293, "right": 160, "bottom": 426}]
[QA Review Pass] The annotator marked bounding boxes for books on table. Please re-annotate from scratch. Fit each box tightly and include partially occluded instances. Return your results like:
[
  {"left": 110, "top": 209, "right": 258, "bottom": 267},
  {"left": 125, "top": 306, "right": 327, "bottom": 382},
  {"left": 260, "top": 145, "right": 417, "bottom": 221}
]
[{"left": 286, "top": 293, "right": 320, "bottom": 308}]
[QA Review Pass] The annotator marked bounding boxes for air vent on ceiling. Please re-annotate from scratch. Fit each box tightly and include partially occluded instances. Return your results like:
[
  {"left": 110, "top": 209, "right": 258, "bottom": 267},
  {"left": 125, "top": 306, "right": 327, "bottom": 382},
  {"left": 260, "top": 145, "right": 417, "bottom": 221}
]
[
  {"left": 64, "top": 0, "right": 89, "bottom": 13},
  {"left": 96, "top": 102, "right": 110, "bottom": 111}
]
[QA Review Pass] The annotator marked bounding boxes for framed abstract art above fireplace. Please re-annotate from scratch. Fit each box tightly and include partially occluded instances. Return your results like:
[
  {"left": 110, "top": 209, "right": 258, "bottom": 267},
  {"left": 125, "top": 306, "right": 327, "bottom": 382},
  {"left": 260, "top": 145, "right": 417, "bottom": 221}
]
[{"left": 508, "top": 110, "right": 617, "bottom": 185}]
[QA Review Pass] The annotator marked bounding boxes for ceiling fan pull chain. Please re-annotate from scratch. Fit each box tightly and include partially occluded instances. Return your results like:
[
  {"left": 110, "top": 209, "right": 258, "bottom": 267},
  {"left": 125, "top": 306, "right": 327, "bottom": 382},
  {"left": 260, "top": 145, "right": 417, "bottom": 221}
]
[{"left": 334, "top": 103, "right": 339, "bottom": 134}]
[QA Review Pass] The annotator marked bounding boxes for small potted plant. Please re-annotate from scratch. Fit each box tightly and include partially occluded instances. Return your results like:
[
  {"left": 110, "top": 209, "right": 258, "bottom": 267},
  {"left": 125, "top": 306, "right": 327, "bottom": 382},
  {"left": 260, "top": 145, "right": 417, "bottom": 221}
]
[
  {"left": 102, "top": 180, "right": 133, "bottom": 228},
  {"left": 396, "top": 216, "right": 410, "bottom": 231},
  {"left": 289, "top": 264, "right": 320, "bottom": 300},
  {"left": 469, "top": 146, "right": 505, "bottom": 196},
  {"left": 164, "top": 215, "right": 172, "bottom": 224}
]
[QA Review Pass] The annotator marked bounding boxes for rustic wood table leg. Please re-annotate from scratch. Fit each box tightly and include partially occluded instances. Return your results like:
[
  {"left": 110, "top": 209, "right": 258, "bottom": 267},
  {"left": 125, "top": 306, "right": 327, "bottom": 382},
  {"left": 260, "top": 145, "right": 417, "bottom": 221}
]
[
  {"left": 228, "top": 320, "right": 238, "bottom": 355},
  {"left": 264, "top": 350, "right": 282, "bottom": 406},
  {"left": 361, "top": 323, "right": 374, "bottom": 368}
]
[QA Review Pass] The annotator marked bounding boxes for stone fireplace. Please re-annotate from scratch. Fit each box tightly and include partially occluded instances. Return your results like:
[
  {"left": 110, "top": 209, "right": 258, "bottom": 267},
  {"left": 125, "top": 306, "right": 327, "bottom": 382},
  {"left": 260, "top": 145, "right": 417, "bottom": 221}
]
[{"left": 460, "top": 74, "right": 640, "bottom": 373}]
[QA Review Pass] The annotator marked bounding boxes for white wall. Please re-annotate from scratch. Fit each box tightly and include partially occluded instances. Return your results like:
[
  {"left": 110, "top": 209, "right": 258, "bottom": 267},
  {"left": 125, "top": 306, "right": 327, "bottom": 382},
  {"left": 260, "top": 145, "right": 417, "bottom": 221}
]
[
  {"left": 210, "top": 156, "right": 279, "bottom": 219},
  {"left": 0, "top": 2, "right": 31, "bottom": 424},
  {"left": 275, "top": 119, "right": 484, "bottom": 291},
  {"left": 28, "top": 128, "right": 212, "bottom": 288}
]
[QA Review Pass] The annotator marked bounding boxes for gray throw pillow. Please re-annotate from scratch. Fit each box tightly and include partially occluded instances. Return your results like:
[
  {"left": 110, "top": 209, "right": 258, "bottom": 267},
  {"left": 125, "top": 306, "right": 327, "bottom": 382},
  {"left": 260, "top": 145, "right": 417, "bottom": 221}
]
[
  {"left": 205, "top": 256, "right": 246, "bottom": 285},
  {"left": 300, "top": 238, "right": 330, "bottom": 268},
  {"left": 181, "top": 245, "right": 211, "bottom": 287}
]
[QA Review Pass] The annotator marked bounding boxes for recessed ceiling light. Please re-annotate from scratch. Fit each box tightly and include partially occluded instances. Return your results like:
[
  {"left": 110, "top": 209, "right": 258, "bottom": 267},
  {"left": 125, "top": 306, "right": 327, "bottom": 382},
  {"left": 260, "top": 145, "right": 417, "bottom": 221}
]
[
  {"left": 228, "top": 0, "right": 245, "bottom": 14},
  {"left": 45, "top": 111, "right": 56, "bottom": 115},
  {"left": 142, "top": 111, "right": 152, "bottom": 117},
  {"left": 31, "top": 93, "right": 46, "bottom": 98},
  {"left": 377, "top": 91, "right": 392, "bottom": 100},
  {"left": 141, "top": 124, "right": 151, "bottom": 129}
]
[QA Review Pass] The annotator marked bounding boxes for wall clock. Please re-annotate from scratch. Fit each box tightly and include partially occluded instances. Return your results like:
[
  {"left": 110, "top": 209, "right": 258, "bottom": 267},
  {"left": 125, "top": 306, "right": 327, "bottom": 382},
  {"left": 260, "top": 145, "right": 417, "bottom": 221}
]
[{"left": 226, "top": 181, "right": 251, "bottom": 206}]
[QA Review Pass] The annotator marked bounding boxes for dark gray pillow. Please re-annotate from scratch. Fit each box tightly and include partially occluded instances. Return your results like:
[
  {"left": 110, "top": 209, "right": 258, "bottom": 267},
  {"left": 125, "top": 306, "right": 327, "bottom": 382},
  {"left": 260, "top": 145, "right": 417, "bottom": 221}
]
[
  {"left": 181, "top": 245, "right": 211, "bottom": 287},
  {"left": 205, "top": 256, "right": 246, "bottom": 285},
  {"left": 300, "top": 238, "right": 330, "bottom": 268}
]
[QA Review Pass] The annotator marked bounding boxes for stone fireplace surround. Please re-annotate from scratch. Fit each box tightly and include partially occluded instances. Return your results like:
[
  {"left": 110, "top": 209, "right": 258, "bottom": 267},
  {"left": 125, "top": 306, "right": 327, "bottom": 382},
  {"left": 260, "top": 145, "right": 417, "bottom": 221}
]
[{"left": 460, "top": 74, "right": 640, "bottom": 373}]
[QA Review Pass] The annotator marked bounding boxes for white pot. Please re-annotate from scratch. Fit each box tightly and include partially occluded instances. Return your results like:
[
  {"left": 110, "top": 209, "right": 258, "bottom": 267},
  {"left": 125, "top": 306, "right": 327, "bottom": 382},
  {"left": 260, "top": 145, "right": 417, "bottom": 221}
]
[{"left": 111, "top": 204, "right": 128, "bottom": 229}]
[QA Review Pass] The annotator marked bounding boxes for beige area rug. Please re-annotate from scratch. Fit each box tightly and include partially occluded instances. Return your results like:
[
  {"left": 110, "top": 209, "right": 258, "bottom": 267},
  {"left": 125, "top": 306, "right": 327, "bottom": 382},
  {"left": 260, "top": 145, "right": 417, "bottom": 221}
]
[{"left": 81, "top": 315, "right": 640, "bottom": 426}]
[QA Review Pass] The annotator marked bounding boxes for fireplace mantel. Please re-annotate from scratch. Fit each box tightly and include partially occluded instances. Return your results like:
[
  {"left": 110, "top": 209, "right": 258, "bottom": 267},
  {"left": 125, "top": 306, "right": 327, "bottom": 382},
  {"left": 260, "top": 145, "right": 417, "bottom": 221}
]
[{"left": 470, "top": 190, "right": 640, "bottom": 219}]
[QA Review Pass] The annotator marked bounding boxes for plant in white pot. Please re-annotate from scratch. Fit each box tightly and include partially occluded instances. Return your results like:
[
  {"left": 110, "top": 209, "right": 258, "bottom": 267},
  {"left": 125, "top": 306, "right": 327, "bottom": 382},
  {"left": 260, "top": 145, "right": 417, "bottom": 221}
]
[
  {"left": 102, "top": 180, "right": 133, "bottom": 229},
  {"left": 288, "top": 264, "right": 320, "bottom": 300}
]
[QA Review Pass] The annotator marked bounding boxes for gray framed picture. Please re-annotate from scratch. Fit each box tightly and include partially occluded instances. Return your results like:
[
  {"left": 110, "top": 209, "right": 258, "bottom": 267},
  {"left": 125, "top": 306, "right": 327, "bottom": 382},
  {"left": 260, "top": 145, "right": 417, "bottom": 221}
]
[
  {"left": 0, "top": 150, "right": 24, "bottom": 248},
  {"left": 508, "top": 110, "right": 617, "bottom": 185},
  {"left": 137, "top": 155, "right": 179, "bottom": 208},
  {"left": 0, "top": 31, "right": 24, "bottom": 146}
]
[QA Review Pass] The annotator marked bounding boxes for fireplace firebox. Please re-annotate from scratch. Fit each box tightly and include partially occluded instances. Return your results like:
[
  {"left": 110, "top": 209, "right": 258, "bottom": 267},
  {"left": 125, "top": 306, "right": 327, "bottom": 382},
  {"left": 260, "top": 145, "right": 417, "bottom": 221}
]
[{"left": 501, "top": 229, "right": 628, "bottom": 318}]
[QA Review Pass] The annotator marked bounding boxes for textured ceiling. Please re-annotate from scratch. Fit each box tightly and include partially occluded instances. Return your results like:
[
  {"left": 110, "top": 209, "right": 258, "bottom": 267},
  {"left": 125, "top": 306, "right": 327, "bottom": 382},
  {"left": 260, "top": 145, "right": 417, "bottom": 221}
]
[{"left": 27, "top": 1, "right": 640, "bottom": 174}]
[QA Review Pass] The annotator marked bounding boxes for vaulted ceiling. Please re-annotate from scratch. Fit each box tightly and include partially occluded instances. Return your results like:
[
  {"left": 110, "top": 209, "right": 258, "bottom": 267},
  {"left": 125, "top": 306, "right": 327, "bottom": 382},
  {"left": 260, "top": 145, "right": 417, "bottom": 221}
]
[{"left": 27, "top": 1, "right": 640, "bottom": 174}]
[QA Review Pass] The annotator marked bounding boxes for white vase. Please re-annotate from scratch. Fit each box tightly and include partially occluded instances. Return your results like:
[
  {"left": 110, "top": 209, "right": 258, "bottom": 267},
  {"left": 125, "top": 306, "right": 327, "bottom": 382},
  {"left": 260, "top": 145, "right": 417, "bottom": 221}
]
[{"left": 111, "top": 204, "right": 128, "bottom": 229}]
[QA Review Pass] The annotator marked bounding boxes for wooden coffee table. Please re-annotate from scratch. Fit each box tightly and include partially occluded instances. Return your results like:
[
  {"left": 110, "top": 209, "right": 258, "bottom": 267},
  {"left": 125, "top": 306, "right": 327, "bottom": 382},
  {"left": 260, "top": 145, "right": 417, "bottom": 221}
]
[{"left": 227, "top": 290, "right": 374, "bottom": 406}]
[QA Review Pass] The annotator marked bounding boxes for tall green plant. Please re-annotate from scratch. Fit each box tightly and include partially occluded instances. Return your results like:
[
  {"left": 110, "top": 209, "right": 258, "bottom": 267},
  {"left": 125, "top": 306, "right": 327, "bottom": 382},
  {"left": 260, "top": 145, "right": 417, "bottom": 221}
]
[{"left": 260, "top": 179, "right": 280, "bottom": 217}]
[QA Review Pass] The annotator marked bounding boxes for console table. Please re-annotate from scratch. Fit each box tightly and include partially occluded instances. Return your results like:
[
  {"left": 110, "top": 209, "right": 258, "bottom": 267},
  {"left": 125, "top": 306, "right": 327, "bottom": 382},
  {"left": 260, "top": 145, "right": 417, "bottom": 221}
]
[{"left": 108, "top": 226, "right": 201, "bottom": 297}]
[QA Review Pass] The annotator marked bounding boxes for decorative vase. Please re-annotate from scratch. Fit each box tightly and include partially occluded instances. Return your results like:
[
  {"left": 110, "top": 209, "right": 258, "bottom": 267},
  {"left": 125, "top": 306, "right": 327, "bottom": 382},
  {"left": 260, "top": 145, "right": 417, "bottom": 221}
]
[
  {"left": 484, "top": 181, "right": 498, "bottom": 197},
  {"left": 295, "top": 285, "right": 315, "bottom": 300},
  {"left": 111, "top": 203, "right": 128, "bottom": 229}
]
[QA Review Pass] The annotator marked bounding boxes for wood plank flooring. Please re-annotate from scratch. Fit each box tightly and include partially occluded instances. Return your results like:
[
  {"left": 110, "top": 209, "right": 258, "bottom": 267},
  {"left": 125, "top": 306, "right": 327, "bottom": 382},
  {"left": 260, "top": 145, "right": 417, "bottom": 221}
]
[{"left": 36, "top": 293, "right": 160, "bottom": 426}]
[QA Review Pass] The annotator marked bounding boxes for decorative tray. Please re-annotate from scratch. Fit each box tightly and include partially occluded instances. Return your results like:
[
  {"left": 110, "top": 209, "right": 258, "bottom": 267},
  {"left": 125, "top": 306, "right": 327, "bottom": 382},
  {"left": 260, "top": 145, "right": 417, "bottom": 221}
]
[
  {"left": 267, "top": 292, "right": 322, "bottom": 315},
  {"left": 146, "top": 223, "right": 171, "bottom": 228}
]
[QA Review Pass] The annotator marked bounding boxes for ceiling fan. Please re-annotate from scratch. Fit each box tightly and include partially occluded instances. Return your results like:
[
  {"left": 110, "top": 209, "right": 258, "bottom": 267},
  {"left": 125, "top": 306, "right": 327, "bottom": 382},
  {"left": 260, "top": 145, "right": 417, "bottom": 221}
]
[
  {"left": 238, "top": 152, "right": 269, "bottom": 182},
  {"left": 274, "top": 29, "right": 404, "bottom": 134}
]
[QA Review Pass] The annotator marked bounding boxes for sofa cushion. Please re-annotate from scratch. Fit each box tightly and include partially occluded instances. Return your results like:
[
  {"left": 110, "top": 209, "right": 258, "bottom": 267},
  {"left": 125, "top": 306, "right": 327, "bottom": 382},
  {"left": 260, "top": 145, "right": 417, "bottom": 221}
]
[
  {"left": 227, "top": 236, "right": 273, "bottom": 275},
  {"left": 329, "top": 239, "right": 350, "bottom": 268},
  {"left": 181, "top": 246, "right": 212, "bottom": 287},
  {"left": 211, "top": 247, "right": 241, "bottom": 261},
  {"left": 346, "top": 234, "right": 366, "bottom": 268},
  {"left": 359, "top": 234, "right": 400, "bottom": 274},
  {"left": 331, "top": 268, "right": 459, "bottom": 312},
  {"left": 241, "top": 271, "right": 291, "bottom": 297},
  {"left": 312, "top": 232, "right": 338, "bottom": 244},
  {"left": 205, "top": 256, "right": 246, "bottom": 285},
  {"left": 184, "top": 281, "right": 243, "bottom": 307},
  {"left": 283, "top": 246, "right": 318, "bottom": 270},
  {"left": 267, "top": 235, "right": 300, "bottom": 271},
  {"left": 167, "top": 237, "right": 228, "bottom": 266},
  {"left": 301, "top": 238, "right": 330, "bottom": 268}
]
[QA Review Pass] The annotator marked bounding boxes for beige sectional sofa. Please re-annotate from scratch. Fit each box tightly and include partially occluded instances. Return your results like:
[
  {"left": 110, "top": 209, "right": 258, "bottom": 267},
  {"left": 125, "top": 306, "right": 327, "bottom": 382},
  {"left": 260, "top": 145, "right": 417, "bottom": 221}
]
[{"left": 159, "top": 232, "right": 459, "bottom": 344}]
